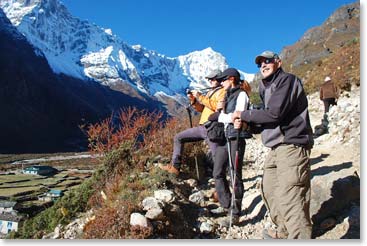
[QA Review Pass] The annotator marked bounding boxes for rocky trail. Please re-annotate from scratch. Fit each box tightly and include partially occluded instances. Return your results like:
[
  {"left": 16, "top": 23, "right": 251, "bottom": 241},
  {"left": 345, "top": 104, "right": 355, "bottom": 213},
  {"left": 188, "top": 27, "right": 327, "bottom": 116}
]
[{"left": 48, "top": 87, "right": 360, "bottom": 239}]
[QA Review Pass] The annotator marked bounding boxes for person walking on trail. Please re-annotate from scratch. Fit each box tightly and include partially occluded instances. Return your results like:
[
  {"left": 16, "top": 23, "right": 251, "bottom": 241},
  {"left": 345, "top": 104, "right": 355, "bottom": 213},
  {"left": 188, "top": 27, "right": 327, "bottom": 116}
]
[
  {"left": 159, "top": 70, "right": 226, "bottom": 176},
  {"left": 209, "top": 68, "right": 251, "bottom": 227},
  {"left": 232, "top": 51, "right": 314, "bottom": 239},
  {"left": 320, "top": 76, "right": 339, "bottom": 114}
]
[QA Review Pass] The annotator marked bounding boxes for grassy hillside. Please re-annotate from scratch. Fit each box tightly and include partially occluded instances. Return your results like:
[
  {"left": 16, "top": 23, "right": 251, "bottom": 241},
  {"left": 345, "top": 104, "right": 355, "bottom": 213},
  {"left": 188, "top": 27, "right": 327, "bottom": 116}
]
[{"left": 283, "top": 38, "right": 360, "bottom": 94}]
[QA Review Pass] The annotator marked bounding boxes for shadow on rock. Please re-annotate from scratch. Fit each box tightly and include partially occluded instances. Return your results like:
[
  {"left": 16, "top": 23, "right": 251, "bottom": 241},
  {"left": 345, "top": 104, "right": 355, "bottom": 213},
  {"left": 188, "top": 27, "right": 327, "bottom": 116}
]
[
  {"left": 311, "top": 161, "right": 352, "bottom": 179},
  {"left": 310, "top": 153, "right": 330, "bottom": 166},
  {"left": 311, "top": 175, "right": 360, "bottom": 238}
]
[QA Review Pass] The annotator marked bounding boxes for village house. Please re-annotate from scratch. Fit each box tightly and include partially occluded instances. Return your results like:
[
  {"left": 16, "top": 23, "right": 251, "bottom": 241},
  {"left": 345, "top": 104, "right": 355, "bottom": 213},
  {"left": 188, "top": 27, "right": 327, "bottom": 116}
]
[
  {"left": 0, "top": 201, "right": 22, "bottom": 236},
  {"left": 38, "top": 189, "right": 63, "bottom": 202},
  {"left": 22, "top": 165, "right": 58, "bottom": 176},
  {"left": 0, "top": 212, "right": 22, "bottom": 235},
  {"left": 0, "top": 201, "right": 17, "bottom": 214}
]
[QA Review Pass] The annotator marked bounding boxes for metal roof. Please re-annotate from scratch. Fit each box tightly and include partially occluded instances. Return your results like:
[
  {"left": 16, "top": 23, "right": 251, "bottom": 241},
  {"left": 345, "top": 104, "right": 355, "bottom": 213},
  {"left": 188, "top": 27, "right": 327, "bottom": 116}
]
[
  {"left": 0, "top": 212, "right": 22, "bottom": 222},
  {"left": 0, "top": 201, "right": 17, "bottom": 208}
]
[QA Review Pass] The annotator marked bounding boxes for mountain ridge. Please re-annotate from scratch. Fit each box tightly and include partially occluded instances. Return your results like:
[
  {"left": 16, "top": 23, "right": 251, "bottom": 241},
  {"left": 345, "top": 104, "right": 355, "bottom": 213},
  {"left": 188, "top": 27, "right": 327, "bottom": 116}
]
[
  {"left": 0, "top": 8, "right": 166, "bottom": 153},
  {"left": 279, "top": 1, "right": 359, "bottom": 92},
  {"left": 0, "top": 0, "right": 254, "bottom": 103}
]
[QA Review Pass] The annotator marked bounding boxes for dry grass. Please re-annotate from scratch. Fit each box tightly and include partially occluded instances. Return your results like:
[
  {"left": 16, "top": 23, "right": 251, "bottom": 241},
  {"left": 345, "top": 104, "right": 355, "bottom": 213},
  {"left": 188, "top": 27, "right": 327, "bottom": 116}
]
[{"left": 283, "top": 38, "right": 360, "bottom": 94}]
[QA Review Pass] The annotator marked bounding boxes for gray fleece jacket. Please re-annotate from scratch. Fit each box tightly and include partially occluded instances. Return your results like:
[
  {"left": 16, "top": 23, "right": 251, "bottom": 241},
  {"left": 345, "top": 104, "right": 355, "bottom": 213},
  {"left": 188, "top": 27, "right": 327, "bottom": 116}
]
[{"left": 241, "top": 68, "right": 313, "bottom": 149}]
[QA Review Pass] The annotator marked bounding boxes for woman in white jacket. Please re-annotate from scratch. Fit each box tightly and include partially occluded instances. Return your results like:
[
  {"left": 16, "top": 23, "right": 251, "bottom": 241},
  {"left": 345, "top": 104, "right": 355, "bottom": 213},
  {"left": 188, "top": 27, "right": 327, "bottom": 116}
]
[{"left": 211, "top": 68, "right": 250, "bottom": 227}]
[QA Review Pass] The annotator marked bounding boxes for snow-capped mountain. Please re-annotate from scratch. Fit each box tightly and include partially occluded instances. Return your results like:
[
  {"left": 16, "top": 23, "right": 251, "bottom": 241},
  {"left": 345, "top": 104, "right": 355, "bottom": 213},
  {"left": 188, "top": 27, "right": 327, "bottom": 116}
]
[
  {"left": 0, "top": 0, "right": 254, "bottom": 105},
  {"left": 1, "top": 6, "right": 167, "bottom": 153}
]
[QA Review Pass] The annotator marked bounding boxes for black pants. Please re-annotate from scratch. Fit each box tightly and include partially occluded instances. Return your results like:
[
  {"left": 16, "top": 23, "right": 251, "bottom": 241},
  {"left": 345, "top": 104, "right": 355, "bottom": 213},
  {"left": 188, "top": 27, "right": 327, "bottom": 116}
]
[
  {"left": 213, "top": 138, "right": 245, "bottom": 216},
  {"left": 323, "top": 98, "right": 337, "bottom": 113}
]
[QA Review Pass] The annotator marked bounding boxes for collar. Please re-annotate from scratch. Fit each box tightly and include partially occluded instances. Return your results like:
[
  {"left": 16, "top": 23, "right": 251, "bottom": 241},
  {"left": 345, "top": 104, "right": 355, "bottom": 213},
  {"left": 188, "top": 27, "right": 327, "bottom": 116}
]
[
  {"left": 262, "top": 67, "right": 283, "bottom": 85},
  {"left": 226, "top": 85, "right": 241, "bottom": 95}
]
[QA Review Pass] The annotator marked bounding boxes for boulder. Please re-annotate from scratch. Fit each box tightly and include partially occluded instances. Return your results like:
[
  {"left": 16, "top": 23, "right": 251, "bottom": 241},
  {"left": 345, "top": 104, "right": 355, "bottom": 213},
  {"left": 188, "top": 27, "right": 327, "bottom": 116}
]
[{"left": 311, "top": 175, "right": 360, "bottom": 224}]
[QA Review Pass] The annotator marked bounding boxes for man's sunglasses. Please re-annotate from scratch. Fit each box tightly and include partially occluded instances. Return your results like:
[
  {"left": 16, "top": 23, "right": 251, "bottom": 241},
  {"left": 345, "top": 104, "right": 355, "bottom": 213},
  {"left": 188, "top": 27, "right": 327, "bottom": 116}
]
[{"left": 257, "top": 58, "right": 275, "bottom": 68}]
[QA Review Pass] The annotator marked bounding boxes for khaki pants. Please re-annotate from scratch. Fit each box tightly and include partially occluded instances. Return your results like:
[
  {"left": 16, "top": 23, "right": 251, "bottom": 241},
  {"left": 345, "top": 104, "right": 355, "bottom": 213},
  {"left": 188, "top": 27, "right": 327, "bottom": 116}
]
[{"left": 261, "top": 144, "right": 312, "bottom": 239}]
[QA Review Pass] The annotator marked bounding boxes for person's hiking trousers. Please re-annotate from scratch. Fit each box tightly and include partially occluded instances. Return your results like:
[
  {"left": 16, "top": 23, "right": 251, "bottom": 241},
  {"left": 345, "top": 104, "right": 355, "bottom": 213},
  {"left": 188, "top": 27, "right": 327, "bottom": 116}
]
[
  {"left": 213, "top": 138, "right": 245, "bottom": 216},
  {"left": 172, "top": 125, "right": 217, "bottom": 169},
  {"left": 323, "top": 98, "right": 337, "bottom": 113},
  {"left": 261, "top": 144, "right": 312, "bottom": 239}
]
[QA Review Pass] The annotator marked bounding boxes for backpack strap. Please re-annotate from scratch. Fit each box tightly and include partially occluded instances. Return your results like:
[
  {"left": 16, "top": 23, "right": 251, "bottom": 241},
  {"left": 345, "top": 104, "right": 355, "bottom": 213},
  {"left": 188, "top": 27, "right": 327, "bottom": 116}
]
[{"left": 208, "top": 86, "right": 223, "bottom": 99}]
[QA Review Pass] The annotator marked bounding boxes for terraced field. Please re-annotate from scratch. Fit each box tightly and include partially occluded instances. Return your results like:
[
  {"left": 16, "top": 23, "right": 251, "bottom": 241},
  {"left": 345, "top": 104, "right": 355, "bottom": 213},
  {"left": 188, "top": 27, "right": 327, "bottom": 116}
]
[{"left": 0, "top": 153, "right": 97, "bottom": 216}]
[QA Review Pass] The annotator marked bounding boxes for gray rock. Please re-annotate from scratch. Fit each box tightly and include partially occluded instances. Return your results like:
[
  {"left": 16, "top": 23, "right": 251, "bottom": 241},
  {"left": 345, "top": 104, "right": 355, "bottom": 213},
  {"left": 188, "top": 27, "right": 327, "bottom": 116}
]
[
  {"left": 189, "top": 191, "right": 205, "bottom": 205},
  {"left": 141, "top": 197, "right": 164, "bottom": 211},
  {"left": 145, "top": 208, "right": 164, "bottom": 220},
  {"left": 130, "top": 212, "right": 149, "bottom": 227},
  {"left": 200, "top": 221, "right": 215, "bottom": 233},
  {"left": 154, "top": 189, "right": 175, "bottom": 203},
  {"left": 311, "top": 175, "right": 360, "bottom": 224},
  {"left": 184, "top": 178, "right": 198, "bottom": 188}
]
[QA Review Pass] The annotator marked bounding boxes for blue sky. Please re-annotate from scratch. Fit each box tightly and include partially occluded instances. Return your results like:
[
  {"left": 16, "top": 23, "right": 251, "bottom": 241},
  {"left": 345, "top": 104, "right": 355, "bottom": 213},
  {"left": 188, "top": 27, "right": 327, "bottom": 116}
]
[{"left": 61, "top": 0, "right": 358, "bottom": 74}]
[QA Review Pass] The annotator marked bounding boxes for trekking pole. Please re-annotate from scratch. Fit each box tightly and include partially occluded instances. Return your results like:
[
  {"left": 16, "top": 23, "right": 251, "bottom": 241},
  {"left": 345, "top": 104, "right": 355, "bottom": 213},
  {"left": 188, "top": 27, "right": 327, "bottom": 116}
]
[
  {"left": 234, "top": 129, "right": 240, "bottom": 188},
  {"left": 186, "top": 105, "right": 200, "bottom": 180},
  {"left": 186, "top": 106, "right": 193, "bottom": 129},
  {"left": 226, "top": 134, "right": 235, "bottom": 229},
  {"left": 229, "top": 128, "right": 241, "bottom": 230}
]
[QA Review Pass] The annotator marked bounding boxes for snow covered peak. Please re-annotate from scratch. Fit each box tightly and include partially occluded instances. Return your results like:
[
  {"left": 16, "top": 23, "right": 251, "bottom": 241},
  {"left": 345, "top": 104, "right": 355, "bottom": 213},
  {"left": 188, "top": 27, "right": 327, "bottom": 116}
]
[
  {"left": 0, "top": 6, "right": 24, "bottom": 38},
  {"left": 104, "top": 28, "right": 113, "bottom": 35},
  {"left": 0, "top": 0, "right": 67, "bottom": 26},
  {"left": 177, "top": 48, "right": 227, "bottom": 89},
  {"left": 0, "top": 0, "right": 40, "bottom": 25},
  {"left": 0, "top": 0, "right": 254, "bottom": 103}
]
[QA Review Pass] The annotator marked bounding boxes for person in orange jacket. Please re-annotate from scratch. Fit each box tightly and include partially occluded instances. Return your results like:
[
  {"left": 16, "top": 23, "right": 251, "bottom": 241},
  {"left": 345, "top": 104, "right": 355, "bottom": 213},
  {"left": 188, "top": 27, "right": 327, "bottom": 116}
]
[{"left": 159, "top": 70, "right": 226, "bottom": 176}]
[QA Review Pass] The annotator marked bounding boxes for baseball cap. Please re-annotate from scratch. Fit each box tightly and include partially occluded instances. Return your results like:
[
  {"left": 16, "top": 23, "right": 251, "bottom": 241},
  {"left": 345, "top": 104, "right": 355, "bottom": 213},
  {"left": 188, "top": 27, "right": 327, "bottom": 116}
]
[
  {"left": 324, "top": 76, "right": 331, "bottom": 82},
  {"left": 205, "top": 69, "right": 221, "bottom": 79},
  {"left": 216, "top": 68, "right": 240, "bottom": 80},
  {"left": 255, "top": 51, "right": 280, "bottom": 64}
]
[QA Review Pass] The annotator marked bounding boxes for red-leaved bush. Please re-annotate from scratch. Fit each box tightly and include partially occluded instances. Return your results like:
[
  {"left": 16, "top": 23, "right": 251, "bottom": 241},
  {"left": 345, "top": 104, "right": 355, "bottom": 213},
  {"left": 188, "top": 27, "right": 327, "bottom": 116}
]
[{"left": 82, "top": 107, "right": 203, "bottom": 238}]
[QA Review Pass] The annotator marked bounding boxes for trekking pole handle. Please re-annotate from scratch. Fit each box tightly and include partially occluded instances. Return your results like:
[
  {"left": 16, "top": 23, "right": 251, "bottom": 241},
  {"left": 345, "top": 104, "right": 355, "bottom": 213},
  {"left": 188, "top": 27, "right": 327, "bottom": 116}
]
[{"left": 186, "top": 106, "right": 193, "bottom": 128}]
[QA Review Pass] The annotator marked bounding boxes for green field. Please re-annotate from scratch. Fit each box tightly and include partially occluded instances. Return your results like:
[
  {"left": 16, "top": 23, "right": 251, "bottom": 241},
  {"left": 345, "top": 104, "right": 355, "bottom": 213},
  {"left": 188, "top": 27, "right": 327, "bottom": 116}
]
[{"left": 0, "top": 170, "right": 90, "bottom": 198}]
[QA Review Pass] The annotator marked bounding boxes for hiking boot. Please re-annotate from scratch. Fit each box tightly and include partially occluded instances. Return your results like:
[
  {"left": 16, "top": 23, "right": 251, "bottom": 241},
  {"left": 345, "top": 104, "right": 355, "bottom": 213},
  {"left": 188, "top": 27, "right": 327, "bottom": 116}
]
[
  {"left": 262, "top": 228, "right": 288, "bottom": 239},
  {"left": 158, "top": 163, "right": 179, "bottom": 176},
  {"left": 216, "top": 215, "right": 239, "bottom": 228}
]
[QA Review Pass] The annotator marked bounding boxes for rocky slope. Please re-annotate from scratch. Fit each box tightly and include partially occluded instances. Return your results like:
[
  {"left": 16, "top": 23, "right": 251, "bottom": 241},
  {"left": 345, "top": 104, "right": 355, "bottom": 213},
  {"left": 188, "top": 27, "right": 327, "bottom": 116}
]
[
  {"left": 281, "top": 1, "right": 360, "bottom": 94},
  {"left": 280, "top": 1, "right": 359, "bottom": 69},
  {"left": 251, "top": 1, "right": 360, "bottom": 96}
]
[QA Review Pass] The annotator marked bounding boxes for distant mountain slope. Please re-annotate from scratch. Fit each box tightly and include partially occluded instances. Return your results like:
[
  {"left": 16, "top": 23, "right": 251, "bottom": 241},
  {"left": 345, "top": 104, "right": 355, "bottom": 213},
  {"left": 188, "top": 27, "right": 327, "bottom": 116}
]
[
  {"left": 280, "top": 1, "right": 359, "bottom": 92},
  {"left": 0, "top": 9, "right": 164, "bottom": 153}
]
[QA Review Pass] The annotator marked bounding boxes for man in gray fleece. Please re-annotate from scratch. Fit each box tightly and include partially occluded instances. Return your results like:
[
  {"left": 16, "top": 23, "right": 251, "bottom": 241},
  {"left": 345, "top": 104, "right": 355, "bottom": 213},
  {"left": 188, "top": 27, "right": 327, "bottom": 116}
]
[{"left": 232, "top": 51, "right": 314, "bottom": 239}]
